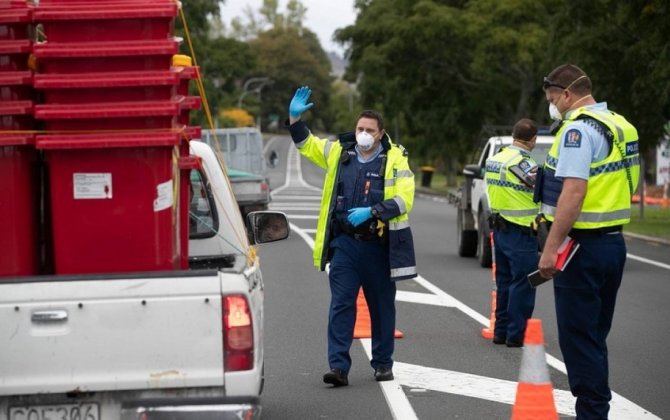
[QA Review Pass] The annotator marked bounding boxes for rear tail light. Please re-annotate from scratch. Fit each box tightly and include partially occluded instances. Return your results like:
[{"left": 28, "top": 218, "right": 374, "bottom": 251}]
[
  {"left": 223, "top": 294, "right": 254, "bottom": 371},
  {"left": 260, "top": 181, "right": 269, "bottom": 192}
]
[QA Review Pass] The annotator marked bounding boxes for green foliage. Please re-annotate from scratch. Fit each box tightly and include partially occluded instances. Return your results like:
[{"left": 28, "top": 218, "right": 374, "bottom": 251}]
[
  {"left": 546, "top": 0, "right": 670, "bottom": 154},
  {"left": 249, "top": 27, "right": 333, "bottom": 131},
  {"left": 176, "top": 0, "right": 258, "bottom": 127}
]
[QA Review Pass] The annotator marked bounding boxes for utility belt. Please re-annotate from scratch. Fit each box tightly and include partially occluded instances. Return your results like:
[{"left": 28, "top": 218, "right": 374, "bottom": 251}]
[
  {"left": 488, "top": 213, "right": 532, "bottom": 235},
  {"left": 567, "top": 225, "right": 622, "bottom": 238},
  {"left": 531, "top": 213, "right": 622, "bottom": 250},
  {"left": 333, "top": 211, "right": 381, "bottom": 242}
]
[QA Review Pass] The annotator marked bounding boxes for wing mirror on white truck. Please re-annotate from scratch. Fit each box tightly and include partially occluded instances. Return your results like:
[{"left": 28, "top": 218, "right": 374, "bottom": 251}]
[
  {"left": 463, "top": 163, "right": 484, "bottom": 179},
  {"left": 247, "top": 211, "right": 290, "bottom": 244}
]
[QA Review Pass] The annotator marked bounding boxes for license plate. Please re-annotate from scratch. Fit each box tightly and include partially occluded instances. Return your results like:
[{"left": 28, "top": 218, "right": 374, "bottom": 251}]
[{"left": 9, "top": 403, "right": 99, "bottom": 420}]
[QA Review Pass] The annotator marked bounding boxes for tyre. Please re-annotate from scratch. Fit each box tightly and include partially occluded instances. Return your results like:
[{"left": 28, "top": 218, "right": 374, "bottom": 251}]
[
  {"left": 477, "top": 210, "right": 493, "bottom": 268},
  {"left": 457, "top": 209, "right": 477, "bottom": 257}
]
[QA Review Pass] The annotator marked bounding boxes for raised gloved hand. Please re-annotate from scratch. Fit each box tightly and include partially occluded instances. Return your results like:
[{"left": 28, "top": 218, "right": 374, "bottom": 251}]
[
  {"left": 289, "top": 86, "right": 314, "bottom": 118},
  {"left": 347, "top": 207, "right": 372, "bottom": 227}
]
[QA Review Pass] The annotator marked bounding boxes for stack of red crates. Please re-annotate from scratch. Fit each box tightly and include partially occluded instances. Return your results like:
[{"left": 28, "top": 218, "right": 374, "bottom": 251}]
[
  {"left": 31, "top": 0, "right": 201, "bottom": 274},
  {"left": 0, "top": 0, "right": 40, "bottom": 277}
]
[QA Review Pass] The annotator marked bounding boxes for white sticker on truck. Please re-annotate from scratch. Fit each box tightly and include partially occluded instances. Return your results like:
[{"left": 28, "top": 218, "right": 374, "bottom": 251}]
[
  {"left": 73, "top": 173, "right": 112, "bottom": 199},
  {"left": 153, "top": 179, "right": 174, "bottom": 212}
]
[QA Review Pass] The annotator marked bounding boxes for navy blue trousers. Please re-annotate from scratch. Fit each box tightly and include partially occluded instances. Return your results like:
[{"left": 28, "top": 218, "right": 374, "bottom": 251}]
[
  {"left": 327, "top": 235, "right": 396, "bottom": 373},
  {"left": 493, "top": 225, "right": 538, "bottom": 342},
  {"left": 554, "top": 232, "right": 626, "bottom": 420}
]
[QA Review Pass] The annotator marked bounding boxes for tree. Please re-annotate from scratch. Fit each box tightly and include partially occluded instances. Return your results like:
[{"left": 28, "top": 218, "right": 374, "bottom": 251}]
[
  {"left": 546, "top": 0, "right": 670, "bottom": 154},
  {"left": 231, "top": 0, "right": 333, "bottom": 131},
  {"left": 175, "top": 0, "right": 258, "bottom": 126}
]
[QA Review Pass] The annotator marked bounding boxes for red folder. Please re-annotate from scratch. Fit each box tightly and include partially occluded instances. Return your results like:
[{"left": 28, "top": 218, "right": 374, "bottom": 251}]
[{"left": 528, "top": 236, "right": 580, "bottom": 287}]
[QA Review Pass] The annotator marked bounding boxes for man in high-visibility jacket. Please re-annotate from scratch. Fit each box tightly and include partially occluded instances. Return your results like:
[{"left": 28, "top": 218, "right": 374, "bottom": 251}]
[
  {"left": 484, "top": 119, "right": 540, "bottom": 347},
  {"left": 538, "top": 64, "right": 639, "bottom": 419},
  {"left": 287, "top": 86, "right": 416, "bottom": 387}
]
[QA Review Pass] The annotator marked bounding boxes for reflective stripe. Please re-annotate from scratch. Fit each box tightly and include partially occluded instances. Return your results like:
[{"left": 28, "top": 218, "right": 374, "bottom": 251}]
[
  {"left": 540, "top": 203, "right": 556, "bottom": 216},
  {"left": 393, "top": 196, "right": 406, "bottom": 214},
  {"left": 389, "top": 220, "right": 410, "bottom": 230},
  {"left": 391, "top": 266, "right": 416, "bottom": 278},
  {"left": 490, "top": 208, "right": 538, "bottom": 217},
  {"left": 518, "top": 345, "right": 551, "bottom": 383},
  {"left": 590, "top": 156, "right": 639, "bottom": 176},
  {"left": 324, "top": 141, "right": 333, "bottom": 160},
  {"left": 486, "top": 179, "right": 534, "bottom": 193},
  {"left": 385, "top": 178, "right": 395, "bottom": 187},
  {"left": 595, "top": 112, "right": 625, "bottom": 142},
  {"left": 498, "top": 153, "right": 520, "bottom": 182},
  {"left": 540, "top": 203, "right": 630, "bottom": 222},
  {"left": 396, "top": 169, "right": 413, "bottom": 178},
  {"left": 295, "top": 137, "right": 308, "bottom": 149}
]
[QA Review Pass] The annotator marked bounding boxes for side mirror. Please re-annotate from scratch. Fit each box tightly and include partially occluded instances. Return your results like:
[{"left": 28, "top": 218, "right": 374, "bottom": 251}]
[
  {"left": 246, "top": 211, "right": 290, "bottom": 244},
  {"left": 463, "top": 164, "right": 483, "bottom": 179}
]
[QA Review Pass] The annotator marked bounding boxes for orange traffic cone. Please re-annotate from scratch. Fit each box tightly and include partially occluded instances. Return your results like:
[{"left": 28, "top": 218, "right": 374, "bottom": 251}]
[
  {"left": 511, "top": 319, "right": 558, "bottom": 420},
  {"left": 353, "top": 288, "right": 404, "bottom": 339},
  {"left": 482, "top": 232, "right": 497, "bottom": 339}
]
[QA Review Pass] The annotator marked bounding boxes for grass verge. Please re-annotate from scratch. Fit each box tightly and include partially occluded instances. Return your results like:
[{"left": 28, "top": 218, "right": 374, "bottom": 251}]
[{"left": 625, "top": 205, "right": 670, "bottom": 241}]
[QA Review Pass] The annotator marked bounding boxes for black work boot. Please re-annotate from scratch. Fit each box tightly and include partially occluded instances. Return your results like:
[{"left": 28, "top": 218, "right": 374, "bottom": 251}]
[
  {"left": 374, "top": 367, "right": 394, "bottom": 382},
  {"left": 323, "top": 368, "right": 348, "bottom": 387}
]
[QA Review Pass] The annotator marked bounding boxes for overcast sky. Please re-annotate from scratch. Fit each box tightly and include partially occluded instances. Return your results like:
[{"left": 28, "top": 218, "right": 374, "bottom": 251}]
[{"left": 220, "top": 0, "right": 357, "bottom": 56}]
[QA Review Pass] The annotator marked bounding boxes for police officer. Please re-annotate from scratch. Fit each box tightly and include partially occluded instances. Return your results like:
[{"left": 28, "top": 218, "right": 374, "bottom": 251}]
[
  {"left": 538, "top": 64, "right": 639, "bottom": 419},
  {"left": 287, "top": 86, "right": 416, "bottom": 387},
  {"left": 484, "top": 119, "right": 539, "bottom": 347}
]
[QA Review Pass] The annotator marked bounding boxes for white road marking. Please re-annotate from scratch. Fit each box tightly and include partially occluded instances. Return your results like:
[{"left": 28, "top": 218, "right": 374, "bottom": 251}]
[
  {"left": 285, "top": 215, "right": 318, "bottom": 220},
  {"left": 360, "top": 340, "right": 419, "bottom": 420},
  {"left": 627, "top": 253, "right": 670, "bottom": 270}
]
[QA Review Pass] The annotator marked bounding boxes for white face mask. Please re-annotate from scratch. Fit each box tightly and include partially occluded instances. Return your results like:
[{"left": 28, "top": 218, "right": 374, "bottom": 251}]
[
  {"left": 548, "top": 103, "right": 562, "bottom": 121},
  {"left": 356, "top": 131, "right": 375, "bottom": 151}
]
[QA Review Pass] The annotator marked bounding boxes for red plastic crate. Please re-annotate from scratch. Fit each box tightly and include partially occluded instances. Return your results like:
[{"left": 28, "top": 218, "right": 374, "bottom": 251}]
[
  {"left": 173, "top": 65, "right": 198, "bottom": 97},
  {"left": 0, "top": 134, "right": 40, "bottom": 277},
  {"left": 36, "top": 131, "right": 183, "bottom": 274},
  {"left": 0, "top": 38, "right": 30, "bottom": 70},
  {"left": 35, "top": 3, "right": 177, "bottom": 43},
  {"left": 34, "top": 97, "right": 196, "bottom": 130},
  {"left": 0, "top": 99, "right": 33, "bottom": 129},
  {"left": 0, "top": 70, "right": 32, "bottom": 100},
  {"left": 0, "top": 6, "right": 32, "bottom": 41},
  {"left": 32, "top": 38, "right": 179, "bottom": 73},
  {"left": 33, "top": 70, "right": 179, "bottom": 103}
]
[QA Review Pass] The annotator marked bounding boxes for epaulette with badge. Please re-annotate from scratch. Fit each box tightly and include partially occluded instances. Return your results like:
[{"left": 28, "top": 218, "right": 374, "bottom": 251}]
[{"left": 395, "top": 143, "right": 409, "bottom": 157}]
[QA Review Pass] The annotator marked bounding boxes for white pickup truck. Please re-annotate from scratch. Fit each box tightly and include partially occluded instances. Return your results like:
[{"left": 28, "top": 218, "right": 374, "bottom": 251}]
[
  {"left": 449, "top": 134, "right": 553, "bottom": 267},
  {"left": 0, "top": 140, "right": 288, "bottom": 419}
]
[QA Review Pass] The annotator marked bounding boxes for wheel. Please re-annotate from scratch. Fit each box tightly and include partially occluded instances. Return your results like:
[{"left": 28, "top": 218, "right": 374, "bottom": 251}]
[
  {"left": 477, "top": 210, "right": 493, "bottom": 268},
  {"left": 457, "top": 209, "right": 477, "bottom": 257}
]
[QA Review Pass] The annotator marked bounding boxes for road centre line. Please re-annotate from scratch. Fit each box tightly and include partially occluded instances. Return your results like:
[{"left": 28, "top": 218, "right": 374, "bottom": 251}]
[{"left": 626, "top": 253, "right": 670, "bottom": 270}]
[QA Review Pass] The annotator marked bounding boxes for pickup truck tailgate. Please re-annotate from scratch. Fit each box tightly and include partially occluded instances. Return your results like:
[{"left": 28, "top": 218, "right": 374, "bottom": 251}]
[{"left": 0, "top": 272, "right": 224, "bottom": 395}]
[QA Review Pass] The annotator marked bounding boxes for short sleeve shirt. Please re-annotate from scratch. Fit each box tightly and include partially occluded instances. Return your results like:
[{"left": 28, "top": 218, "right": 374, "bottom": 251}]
[{"left": 554, "top": 102, "right": 610, "bottom": 180}]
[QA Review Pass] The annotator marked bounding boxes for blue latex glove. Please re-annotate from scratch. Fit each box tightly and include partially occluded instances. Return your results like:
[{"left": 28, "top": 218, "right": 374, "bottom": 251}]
[
  {"left": 289, "top": 86, "right": 314, "bottom": 118},
  {"left": 347, "top": 207, "right": 372, "bottom": 227}
]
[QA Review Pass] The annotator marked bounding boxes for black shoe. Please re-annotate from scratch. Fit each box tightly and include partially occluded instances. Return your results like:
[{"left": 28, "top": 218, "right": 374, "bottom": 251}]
[
  {"left": 506, "top": 340, "right": 523, "bottom": 348},
  {"left": 323, "top": 369, "right": 348, "bottom": 387},
  {"left": 374, "top": 367, "right": 394, "bottom": 382},
  {"left": 492, "top": 336, "right": 506, "bottom": 345}
]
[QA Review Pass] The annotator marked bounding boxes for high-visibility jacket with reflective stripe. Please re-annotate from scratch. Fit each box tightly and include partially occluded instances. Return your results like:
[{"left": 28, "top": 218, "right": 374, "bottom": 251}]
[
  {"left": 540, "top": 107, "right": 639, "bottom": 228},
  {"left": 485, "top": 146, "right": 539, "bottom": 227},
  {"left": 294, "top": 130, "right": 417, "bottom": 280}
]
